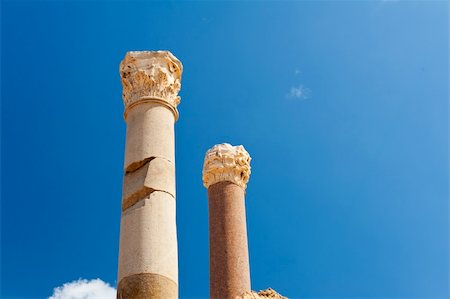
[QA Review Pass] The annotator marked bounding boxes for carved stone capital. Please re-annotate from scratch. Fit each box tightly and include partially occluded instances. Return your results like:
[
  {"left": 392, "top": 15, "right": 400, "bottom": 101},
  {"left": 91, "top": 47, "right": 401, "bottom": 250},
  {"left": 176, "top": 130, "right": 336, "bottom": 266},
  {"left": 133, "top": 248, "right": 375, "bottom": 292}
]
[
  {"left": 120, "top": 51, "right": 183, "bottom": 120},
  {"left": 202, "top": 143, "right": 251, "bottom": 190}
]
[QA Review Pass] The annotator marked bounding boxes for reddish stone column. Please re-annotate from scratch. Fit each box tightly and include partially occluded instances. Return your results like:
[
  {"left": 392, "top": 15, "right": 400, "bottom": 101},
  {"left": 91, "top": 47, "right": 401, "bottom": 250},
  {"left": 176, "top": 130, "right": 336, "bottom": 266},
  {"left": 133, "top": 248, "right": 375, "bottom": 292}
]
[{"left": 202, "top": 143, "right": 252, "bottom": 299}]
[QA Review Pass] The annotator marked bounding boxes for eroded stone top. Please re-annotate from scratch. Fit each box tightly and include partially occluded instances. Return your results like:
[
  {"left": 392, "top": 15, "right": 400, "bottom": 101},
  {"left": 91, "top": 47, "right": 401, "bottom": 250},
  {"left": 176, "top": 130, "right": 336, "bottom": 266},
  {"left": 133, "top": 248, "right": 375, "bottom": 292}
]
[
  {"left": 202, "top": 143, "right": 251, "bottom": 190},
  {"left": 237, "top": 288, "right": 287, "bottom": 299},
  {"left": 120, "top": 51, "right": 183, "bottom": 119}
]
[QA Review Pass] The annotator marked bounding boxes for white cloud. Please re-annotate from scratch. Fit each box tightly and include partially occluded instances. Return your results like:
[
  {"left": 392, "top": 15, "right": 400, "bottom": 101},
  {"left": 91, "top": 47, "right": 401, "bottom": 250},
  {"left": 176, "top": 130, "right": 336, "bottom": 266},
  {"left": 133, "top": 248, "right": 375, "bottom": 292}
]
[
  {"left": 49, "top": 279, "right": 116, "bottom": 299},
  {"left": 286, "top": 85, "right": 311, "bottom": 100}
]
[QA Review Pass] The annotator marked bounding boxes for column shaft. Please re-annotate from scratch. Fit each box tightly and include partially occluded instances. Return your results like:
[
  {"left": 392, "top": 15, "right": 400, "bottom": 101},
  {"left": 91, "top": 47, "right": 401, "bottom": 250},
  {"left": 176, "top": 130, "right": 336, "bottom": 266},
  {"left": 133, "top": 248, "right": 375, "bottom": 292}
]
[
  {"left": 117, "top": 105, "right": 178, "bottom": 299},
  {"left": 208, "top": 181, "right": 251, "bottom": 299}
]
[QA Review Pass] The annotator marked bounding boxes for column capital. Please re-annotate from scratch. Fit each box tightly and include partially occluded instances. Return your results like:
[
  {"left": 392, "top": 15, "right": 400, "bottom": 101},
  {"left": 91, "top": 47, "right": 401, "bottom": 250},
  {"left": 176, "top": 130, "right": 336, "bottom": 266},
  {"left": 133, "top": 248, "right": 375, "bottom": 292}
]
[
  {"left": 120, "top": 51, "right": 183, "bottom": 120},
  {"left": 202, "top": 143, "right": 251, "bottom": 190}
]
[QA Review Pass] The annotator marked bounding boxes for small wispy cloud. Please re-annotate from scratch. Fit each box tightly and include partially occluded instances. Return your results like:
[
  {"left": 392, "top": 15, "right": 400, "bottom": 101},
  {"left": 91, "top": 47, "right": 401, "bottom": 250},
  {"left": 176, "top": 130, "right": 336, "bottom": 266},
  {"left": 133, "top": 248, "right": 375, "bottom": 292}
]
[
  {"left": 286, "top": 67, "right": 311, "bottom": 101},
  {"left": 49, "top": 279, "right": 115, "bottom": 299},
  {"left": 286, "top": 85, "right": 311, "bottom": 100}
]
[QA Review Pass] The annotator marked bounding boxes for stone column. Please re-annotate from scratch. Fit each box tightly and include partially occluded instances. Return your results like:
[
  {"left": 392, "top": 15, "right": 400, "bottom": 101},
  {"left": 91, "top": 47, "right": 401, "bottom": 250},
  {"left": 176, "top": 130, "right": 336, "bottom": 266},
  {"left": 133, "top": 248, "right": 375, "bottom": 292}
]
[
  {"left": 202, "top": 143, "right": 252, "bottom": 299},
  {"left": 117, "top": 51, "right": 182, "bottom": 299}
]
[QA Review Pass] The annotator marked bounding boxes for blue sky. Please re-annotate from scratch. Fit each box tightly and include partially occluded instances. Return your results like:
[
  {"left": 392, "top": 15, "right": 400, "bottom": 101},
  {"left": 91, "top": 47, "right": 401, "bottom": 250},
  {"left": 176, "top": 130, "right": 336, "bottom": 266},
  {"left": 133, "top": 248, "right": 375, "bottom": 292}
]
[{"left": 1, "top": 1, "right": 448, "bottom": 298}]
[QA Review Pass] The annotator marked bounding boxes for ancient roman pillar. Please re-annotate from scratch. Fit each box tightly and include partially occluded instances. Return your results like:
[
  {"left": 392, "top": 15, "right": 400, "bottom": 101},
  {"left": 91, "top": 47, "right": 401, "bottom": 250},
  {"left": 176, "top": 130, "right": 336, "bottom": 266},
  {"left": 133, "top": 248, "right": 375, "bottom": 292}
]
[
  {"left": 202, "top": 143, "right": 252, "bottom": 299},
  {"left": 117, "top": 51, "right": 182, "bottom": 299}
]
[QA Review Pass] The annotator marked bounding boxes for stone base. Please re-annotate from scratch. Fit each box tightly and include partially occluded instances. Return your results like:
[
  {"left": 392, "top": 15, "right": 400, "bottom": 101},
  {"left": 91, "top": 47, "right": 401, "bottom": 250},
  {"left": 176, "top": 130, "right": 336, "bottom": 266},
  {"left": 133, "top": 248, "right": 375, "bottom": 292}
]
[{"left": 117, "top": 273, "right": 178, "bottom": 299}]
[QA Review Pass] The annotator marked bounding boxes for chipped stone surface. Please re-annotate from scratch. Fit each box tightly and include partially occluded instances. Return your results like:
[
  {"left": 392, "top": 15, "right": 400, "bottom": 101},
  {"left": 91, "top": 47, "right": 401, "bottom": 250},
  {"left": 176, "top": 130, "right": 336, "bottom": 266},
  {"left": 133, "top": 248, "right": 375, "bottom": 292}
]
[
  {"left": 202, "top": 143, "right": 251, "bottom": 190},
  {"left": 120, "top": 51, "right": 183, "bottom": 117},
  {"left": 122, "top": 157, "right": 175, "bottom": 210},
  {"left": 236, "top": 288, "right": 288, "bottom": 299}
]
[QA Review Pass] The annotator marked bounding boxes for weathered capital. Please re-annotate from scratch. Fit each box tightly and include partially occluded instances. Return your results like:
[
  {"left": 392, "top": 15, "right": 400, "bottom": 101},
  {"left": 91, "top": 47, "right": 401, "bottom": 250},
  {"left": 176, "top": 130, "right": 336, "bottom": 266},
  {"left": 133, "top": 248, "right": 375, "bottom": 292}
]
[
  {"left": 202, "top": 143, "right": 251, "bottom": 190},
  {"left": 120, "top": 51, "right": 183, "bottom": 120}
]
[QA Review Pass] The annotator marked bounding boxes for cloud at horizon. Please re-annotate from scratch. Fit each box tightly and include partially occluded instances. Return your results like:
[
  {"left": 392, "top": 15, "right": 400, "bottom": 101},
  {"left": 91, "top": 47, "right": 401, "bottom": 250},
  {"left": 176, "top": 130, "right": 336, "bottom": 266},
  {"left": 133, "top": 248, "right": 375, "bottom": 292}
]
[{"left": 49, "top": 279, "right": 115, "bottom": 299}]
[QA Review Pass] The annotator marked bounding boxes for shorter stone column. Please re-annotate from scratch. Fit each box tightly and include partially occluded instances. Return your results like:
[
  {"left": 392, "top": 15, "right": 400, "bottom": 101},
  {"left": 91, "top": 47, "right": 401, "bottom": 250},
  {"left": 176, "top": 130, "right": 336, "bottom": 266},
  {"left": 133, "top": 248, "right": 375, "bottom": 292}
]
[{"left": 202, "top": 143, "right": 252, "bottom": 299}]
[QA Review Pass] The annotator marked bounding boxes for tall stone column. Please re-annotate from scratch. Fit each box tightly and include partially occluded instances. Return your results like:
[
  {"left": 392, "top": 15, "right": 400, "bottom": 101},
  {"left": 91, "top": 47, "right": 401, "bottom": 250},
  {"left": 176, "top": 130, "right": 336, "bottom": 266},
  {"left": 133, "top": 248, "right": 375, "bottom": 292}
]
[
  {"left": 202, "top": 143, "right": 252, "bottom": 299},
  {"left": 117, "top": 51, "right": 182, "bottom": 299}
]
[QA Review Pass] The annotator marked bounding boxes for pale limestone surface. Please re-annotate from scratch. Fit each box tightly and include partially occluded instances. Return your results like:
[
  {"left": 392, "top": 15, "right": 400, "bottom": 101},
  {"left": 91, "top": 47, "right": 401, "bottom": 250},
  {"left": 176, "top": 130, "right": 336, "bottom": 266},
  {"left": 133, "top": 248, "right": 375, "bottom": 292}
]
[
  {"left": 236, "top": 288, "right": 287, "bottom": 299},
  {"left": 118, "top": 191, "right": 178, "bottom": 284},
  {"left": 122, "top": 157, "right": 176, "bottom": 203},
  {"left": 117, "top": 50, "right": 182, "bottom": 297},
  {"left": 202, "top": 143, "right": 251, "bottom": 190},
  {"left": 124, "top": 104, "right": 175, "bottom": 172},
  {"left": 120, "top": 51, "right": 182, "bottom": 115}
]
